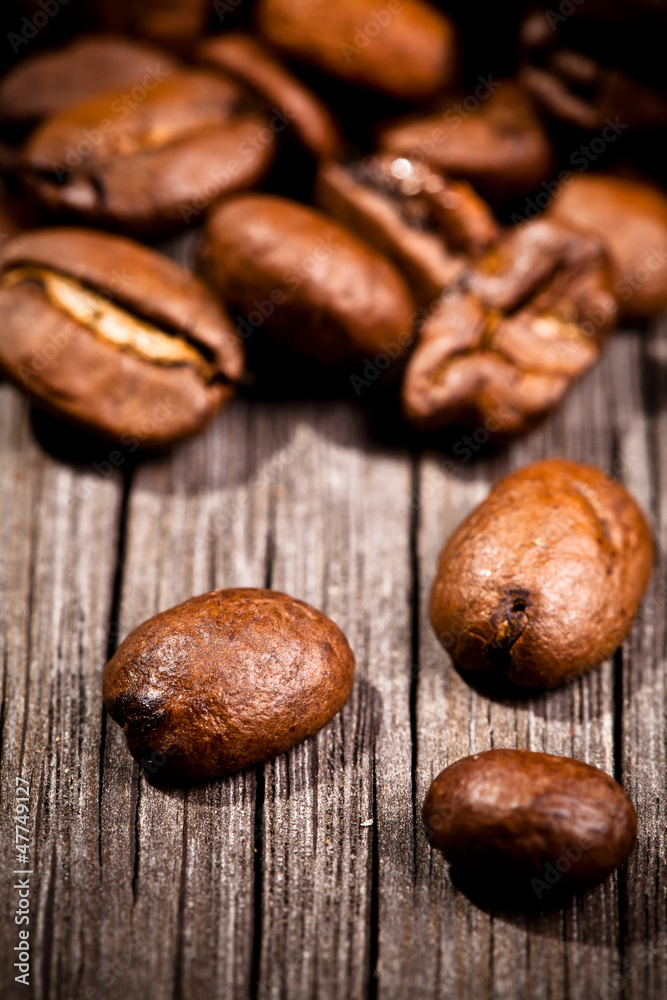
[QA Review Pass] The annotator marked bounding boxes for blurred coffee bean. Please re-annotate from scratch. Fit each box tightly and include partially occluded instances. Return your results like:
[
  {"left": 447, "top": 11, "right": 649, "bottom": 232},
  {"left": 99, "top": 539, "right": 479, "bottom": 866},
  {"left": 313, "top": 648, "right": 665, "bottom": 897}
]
[
  {"left": 256, "top": 0, "right": 458, "bottom": 102},
  {"left": 520, "top": 2, "right": 667, "bottom": 130},
  {"left": 21, "top": 69, "right": 275, "bottom": 236},
  {"left": 378, "top": 81, "right": 555, "bottom": 202},
  {"left": 99, "top": 0, "right": 213, "bottom": 53},
  {"left": 0, "top": 35, "right": 179, "bottom": 129},
  {"left": 546, "top": 173, "right": 667, "bottom": 319},
  {"left": 196, "top": 32, "right": 342, "bottom": 160}
]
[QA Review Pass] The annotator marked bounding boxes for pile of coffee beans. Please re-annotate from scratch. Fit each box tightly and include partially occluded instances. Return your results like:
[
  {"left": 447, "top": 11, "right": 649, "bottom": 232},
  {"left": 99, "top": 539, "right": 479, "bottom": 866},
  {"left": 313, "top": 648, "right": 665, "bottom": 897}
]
[{"left": 1, "top": 0, "right": 661, "bottom": 906}]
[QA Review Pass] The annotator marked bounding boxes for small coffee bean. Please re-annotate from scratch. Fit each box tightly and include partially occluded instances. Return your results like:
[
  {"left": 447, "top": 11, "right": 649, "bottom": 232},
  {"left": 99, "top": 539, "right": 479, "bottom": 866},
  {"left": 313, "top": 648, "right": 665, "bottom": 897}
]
[
  {"left": 0, "top": 227, "right": 244, "bottom": 446},
  {"left": 423, "top": 749, "right": 637, "bottom": 895},
  {"left": 103, "top": 587, "right": 356, "bottom": 782},
  {"left": 430, "top": 459, "right": 653, "bottom": 688},
  {"left": 546, "top": 173, "right": 667, "bottom": 318},
  {"left": 256, "top": 0, "right": 457, "bottom": 101},
  {"left": 21, "top": 69, "right": 275, "bottom": 236},
  {"left": 198, "top": 193, "right": 415, "bottom": 367}
]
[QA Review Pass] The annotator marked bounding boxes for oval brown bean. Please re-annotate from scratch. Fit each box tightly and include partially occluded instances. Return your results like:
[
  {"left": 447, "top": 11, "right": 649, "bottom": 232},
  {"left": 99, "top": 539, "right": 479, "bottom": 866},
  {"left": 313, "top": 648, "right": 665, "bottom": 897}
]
[
  {"left": 198, "top": 193, "right": 416, "bottom": 368},
  {"left": 256, "top": 0, "right": 457, "bottom": 101},
  {"left": 423, "top": 749, "right": 637, "bottom": 896},
  {"left": 430, "top": 459, "right": 653, "bottom": 688},
  {"left": 103, "top": 588, "right": 355, "bottom": 782}
]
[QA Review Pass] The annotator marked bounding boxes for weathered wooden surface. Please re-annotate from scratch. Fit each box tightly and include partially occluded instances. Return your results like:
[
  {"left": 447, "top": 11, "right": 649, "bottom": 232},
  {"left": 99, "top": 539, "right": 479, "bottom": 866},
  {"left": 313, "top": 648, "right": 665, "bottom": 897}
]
[{"left": 1, "top": 320, "right": 666, "bottom": 1000}]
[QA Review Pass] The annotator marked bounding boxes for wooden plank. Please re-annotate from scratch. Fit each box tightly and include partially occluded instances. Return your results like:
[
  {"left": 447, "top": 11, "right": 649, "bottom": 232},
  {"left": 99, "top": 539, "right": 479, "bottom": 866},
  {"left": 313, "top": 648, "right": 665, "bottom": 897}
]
[
  {"left": 610, "top": 322, "right": 667, "bottom": 1000},
  {"left": 97, "top": 399, "right": 281, "bottom": 1000},
  {"left": 255, "top": 400, "right": 413, "bottom": 1000},
  {"left": 0, "top": 384, "right": 123, "bottom": 1000},
  {"left": 409, "top": 337, "right": 635, "bottom": 1000}
]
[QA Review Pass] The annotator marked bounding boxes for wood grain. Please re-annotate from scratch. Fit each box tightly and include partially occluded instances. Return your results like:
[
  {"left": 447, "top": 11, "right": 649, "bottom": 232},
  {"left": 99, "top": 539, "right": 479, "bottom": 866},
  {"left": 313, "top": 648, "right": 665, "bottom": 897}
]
[{"left": 1, "top": 324, "right": 665, "bottom": 1000}]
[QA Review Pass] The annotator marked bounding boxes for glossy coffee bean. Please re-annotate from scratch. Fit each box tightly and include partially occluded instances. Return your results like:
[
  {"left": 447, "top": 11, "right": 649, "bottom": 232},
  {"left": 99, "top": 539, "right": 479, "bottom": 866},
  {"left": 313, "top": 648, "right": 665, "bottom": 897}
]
[
  {"left": 198, "top": 193, "right": 416, "bottom": 367},
  {"left": 256, "top": 0, "right": 457, "bottom": 102},
  {"left": 379, "top": 81, "right": 554, "bottom": 202},
  {"left": 103, "top": 587, "right": 355, "bottom": 782},
  {"left": 317, "top": 155, "right": 500, "bottom": 308},
  {"left": 424, "top": 749, "right": 637, "bottom": 897},
  {"left": 21, "top": 69, "right": 275, "bottom": 236},
  {"left": 0, "top": 228, "right": 244, "bottom": 446},
  {"left": 429, "top": 459, "right": 653, "bottom": 688}
]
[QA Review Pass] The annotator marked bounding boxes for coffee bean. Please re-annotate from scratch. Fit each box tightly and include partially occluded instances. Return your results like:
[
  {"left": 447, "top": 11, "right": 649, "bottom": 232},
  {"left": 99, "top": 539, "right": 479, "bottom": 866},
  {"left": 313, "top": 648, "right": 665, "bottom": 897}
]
[
  {"left": 423, "top": 749, "right": 637, "bottom": 896},
  {"left": 546, "top": 173, "right": 667, "bottom": 318},
  {"left": 429, "top": 459, "right": 653, "bottom": 688},
  {"left": 21, "top": 69, "right": 275, "bottom": 236},
  {"left": 196, "top": 32, "right": 342, "bottom": 161},
  {"left": 198, "top": 193, "right": 415, "bottom": 367},
  {"left": 0, "top": 35, "right": 179, "bottom": 128},
  {"left": 0, "top": 228, "right": 244, "bottom": 446},
  {"left": 317, "top": 155, "right": 499, "bottom": 308},
  {"left": 402, "top": 216, "right": 617, "bottom": 435},
  {"left": 256, "top": 0, "right": 457, "bottom": 102},
  {"left": 103, "top": 587, "right": 355, "bottom": 782},
  {"left": 378, "top": 81, "right": 555, "bottom": 202}
]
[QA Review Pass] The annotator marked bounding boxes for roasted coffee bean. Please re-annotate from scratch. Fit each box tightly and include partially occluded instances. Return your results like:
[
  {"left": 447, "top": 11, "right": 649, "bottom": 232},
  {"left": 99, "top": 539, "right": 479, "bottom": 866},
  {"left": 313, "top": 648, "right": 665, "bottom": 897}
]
[
  {"left": 519, "top": 3, "right": 667, "bottom": 130},
  {"left": 99, "top": 0, "right": 213, "bottom": 52},
  {"left": 545, "top": 173, "right": 667, "bottom": 319},
  {"left": 21, "top": 69, "right": 274, "bottom": 236},
  {"left": 378, "top": 81, "right": 554, "bottom": 202},
  {"left": 256, "top": 0, "right": 457, "bottom": 102},
  {"left": 423, "top": 749, "right": 637, "bottom": 896},
  {"left": 402, "top": 217, "right": 617, "bottom": 435},
  {"left": 198, "top": 193, "right": 416, "bottom": 367},
  {"left": 318, "top": 155, "right": 500, "bottom": 308},
  {"left": 430, "top": 459, "right": 653, "bottom": 689},
  {"left": 0, "top": 35, "right": 179, "bottom": 128},
  {"left": 0, "top": 228, "right": 244, "bottom": 446},
  {"left": 197, "top": 32, "right": 342, "bottom": 160},
  {"left": 103, "top": 587, "right": 355, "bottom": 781}
]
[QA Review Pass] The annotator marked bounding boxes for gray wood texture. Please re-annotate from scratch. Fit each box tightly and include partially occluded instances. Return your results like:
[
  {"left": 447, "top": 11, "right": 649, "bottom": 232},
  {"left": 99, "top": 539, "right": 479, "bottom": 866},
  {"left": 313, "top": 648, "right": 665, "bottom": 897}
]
[{"left": 1, "top": 319, "right": 665, "bottom": 1000}]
